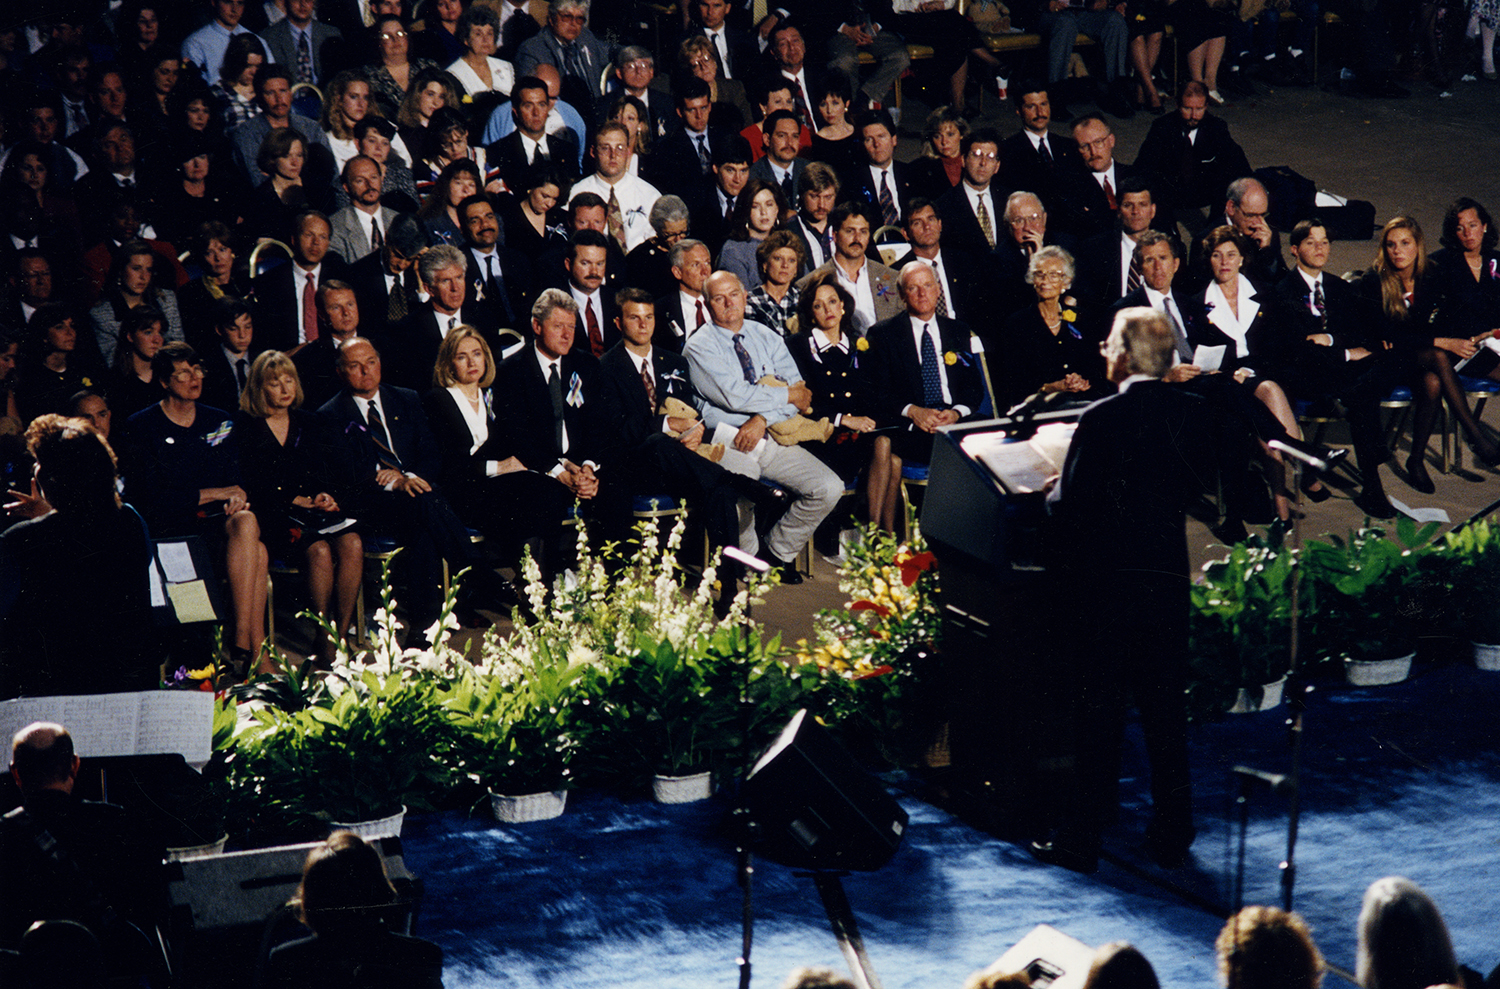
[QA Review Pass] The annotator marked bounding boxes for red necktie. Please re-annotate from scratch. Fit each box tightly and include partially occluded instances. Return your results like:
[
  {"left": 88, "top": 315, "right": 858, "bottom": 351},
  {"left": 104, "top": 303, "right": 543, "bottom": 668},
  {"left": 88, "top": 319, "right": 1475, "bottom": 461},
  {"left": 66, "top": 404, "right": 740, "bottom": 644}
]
[
  {"left": 586, "top": 300, "right": 604, "bottom": 355},
  {"left": 302, "top": 270, "right": 318, "bottom": 341},
  {"left": 695, "top": 299, "right": 706, "bottom": 330},
  {"left": 1102, "top": 176, "right": 1117, "bottom": 210}
]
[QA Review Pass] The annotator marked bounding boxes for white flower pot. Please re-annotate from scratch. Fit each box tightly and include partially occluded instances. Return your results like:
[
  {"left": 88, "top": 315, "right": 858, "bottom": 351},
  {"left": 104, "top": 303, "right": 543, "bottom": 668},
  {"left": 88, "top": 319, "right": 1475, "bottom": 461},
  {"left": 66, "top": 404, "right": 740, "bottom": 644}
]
[
  {"left": 1228, "top": 677, "right": 1287, "bottom": 713},
  {"left": 329, "top": 806, "right": 407, "bottom": 839},
  {"left": 1472, "top": 642, "right": 1500, "bottom": 671},
  {"left": 652, "top": 771, "right": 714, "bottom": 804},
  {"left": 490, "top": 789, "right": 568, "bottom": 823},
  {"left": 1344, "top": 652, "right": 1414, "bottom": 686},
  {"left": 165, "top": 834, "right": 229, "bottom": 861}
]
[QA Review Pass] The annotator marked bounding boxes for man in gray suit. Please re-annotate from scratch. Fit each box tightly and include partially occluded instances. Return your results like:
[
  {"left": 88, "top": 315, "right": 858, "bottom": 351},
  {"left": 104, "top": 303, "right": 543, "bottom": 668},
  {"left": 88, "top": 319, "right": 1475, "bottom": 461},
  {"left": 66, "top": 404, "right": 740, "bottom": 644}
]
[
  {"left": 793, "top": 202, "right": 902, "bottom": 336},
  {"left": 514, "top": 0, "right": 613, "bottom": 118},
  {"left": 258, "top": 0, "right": 343, "bottom": 86},
  {"left": 329, "top": 155, "right": 398, "bottom": 264}
]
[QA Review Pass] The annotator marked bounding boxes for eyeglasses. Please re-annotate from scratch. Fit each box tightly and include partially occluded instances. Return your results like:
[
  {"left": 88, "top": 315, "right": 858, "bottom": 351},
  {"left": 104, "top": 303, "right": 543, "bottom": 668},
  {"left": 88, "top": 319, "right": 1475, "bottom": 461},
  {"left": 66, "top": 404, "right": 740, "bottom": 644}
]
[
  {"left": 1008, "top": 213, "right": 1045, "bottom": 225},
  {"left": 1032, "top": 270, "right": 1068, "bottom": 282},
  {"left": 171, "top": 366, "right": 206, "bottom": 381},
  {"left": 379, "top": 30, "right": 407, "bottom": 39},
  {"left": 623, "top": 60, "right": 652, "bottom": 71}
]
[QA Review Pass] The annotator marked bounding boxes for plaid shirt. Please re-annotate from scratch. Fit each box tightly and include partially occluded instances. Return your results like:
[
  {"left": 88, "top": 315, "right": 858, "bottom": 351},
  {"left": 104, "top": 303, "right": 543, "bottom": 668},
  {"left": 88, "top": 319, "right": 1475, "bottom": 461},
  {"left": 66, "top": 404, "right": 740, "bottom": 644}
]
[
  {"left": 746, "top": 284, "right": 800, "bottom": 337},
  {"left": 211, "top": 84, "right": 262, "bottom": 128}
]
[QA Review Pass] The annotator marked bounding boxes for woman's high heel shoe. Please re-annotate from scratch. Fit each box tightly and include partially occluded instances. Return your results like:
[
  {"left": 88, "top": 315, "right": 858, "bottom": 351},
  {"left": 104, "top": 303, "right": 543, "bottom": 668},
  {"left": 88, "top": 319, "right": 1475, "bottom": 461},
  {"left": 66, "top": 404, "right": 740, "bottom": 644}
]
[
  {"left": 1299, "top": 476, "right": 1333, "bottom": 502},
  {"left": 1405, "top": 455, "right": 1437, "bottom": 494}
]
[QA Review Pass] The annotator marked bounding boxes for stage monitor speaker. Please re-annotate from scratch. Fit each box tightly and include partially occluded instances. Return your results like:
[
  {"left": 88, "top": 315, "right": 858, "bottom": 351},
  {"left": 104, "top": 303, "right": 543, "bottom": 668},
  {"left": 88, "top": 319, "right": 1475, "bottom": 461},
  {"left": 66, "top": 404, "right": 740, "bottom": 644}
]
[
  {"left": 981, "top": 924, "right": 1095, "bottom": 989},
  {"left": 742, "top": 709, "right": 908, "bottom": 872}
]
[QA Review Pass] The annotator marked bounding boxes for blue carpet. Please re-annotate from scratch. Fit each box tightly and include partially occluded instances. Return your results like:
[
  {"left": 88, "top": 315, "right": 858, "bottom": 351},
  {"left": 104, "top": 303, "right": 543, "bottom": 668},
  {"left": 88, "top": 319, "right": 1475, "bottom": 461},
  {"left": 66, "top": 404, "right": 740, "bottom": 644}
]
[{"left": 401, "top": 659, "right": 1500, "bottom": 989}]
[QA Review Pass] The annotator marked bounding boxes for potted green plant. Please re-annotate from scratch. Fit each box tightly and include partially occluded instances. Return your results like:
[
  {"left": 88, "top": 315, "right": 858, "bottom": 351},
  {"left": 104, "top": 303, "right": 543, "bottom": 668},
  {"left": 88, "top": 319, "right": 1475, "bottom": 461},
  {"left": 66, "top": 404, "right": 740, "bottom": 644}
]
[
  {"left": 1189, "top": 533, "right": 1296, "bottom": 717},
  {"left": 1437, "top": 518, "right": 1500, "bottom": 668}
]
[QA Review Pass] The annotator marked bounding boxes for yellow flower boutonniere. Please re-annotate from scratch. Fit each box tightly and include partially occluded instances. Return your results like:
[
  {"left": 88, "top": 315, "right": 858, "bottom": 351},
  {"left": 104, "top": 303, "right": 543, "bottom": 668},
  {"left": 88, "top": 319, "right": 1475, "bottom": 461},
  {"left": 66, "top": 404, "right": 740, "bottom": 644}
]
[
  {"left": 1061, "top": 309, "right": 1077, "bottom": 323},
  {"left": 856, "top": 337, "right": 869, "bottom": 352},
  {"left": 943, "top": 351, "right": 957, "bottom": 366},
  {"left": 82, "top": 377, "right": 94, "bottom": 387},
  {"left": 461, "top": 93, "right": 474, "bottom": 104}
]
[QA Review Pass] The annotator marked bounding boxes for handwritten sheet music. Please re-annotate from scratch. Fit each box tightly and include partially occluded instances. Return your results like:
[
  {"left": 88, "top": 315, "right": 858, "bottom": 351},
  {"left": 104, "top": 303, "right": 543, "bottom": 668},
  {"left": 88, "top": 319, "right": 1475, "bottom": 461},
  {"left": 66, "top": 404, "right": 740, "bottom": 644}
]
[{"left": 0, "top": 691, "right": 214, "bottom": 765}]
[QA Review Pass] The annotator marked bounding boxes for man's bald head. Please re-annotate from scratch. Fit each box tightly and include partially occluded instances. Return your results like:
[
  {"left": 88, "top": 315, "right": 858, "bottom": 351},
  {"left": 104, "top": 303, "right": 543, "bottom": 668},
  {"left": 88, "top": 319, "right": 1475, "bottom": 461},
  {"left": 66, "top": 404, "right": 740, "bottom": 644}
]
[
  {"left": 11, "top": 722, "right": 79, "bottom": 795},
  {"left": 533, "top": 63, "right": 562, "bottom": 99}
]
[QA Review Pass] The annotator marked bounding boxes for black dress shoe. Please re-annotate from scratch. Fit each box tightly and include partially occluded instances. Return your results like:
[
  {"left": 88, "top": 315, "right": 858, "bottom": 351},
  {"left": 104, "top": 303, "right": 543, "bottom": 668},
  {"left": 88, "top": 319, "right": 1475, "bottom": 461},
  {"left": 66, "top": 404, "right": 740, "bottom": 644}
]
[
  {"left": 1354, "top": 487, "right": 1398, "bottom": 519},
  {"left": 768, "top": 556, "right": 804, "bottom": 585},
  {"left": 1211, "top": 518, "right": 1249, "bottom": 545},
  {"left": 1405, "top": 456, "right": 1436, "bottom": 495},
  {"left": 1028, "top": 830, "right": 1099, "bottom": 873}
]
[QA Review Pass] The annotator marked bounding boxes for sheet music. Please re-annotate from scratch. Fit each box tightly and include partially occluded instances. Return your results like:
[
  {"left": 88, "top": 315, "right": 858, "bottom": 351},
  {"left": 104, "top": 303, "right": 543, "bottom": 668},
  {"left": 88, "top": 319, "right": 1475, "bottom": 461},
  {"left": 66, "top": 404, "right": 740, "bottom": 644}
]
[{"left": 0, "top": 691, "right": 214, "bottom": 765}]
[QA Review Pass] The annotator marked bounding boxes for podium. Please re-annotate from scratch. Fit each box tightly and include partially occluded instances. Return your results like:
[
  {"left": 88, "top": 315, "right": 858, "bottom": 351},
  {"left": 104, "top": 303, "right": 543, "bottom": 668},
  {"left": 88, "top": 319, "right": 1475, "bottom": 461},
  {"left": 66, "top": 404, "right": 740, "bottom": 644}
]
[{"left": 920, "top": 412, "right": 1085, "bottom": 838}]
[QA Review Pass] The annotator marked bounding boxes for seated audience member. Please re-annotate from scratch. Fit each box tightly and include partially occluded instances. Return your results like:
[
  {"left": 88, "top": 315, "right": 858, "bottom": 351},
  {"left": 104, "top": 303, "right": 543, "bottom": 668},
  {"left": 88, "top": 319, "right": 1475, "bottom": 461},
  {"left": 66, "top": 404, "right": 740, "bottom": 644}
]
[
  {"left": 889, "top": 197, "right": 991, "bottom": 326},
  {"left": 367, "top": 15, "right": 441, "bottom": 122},
  {"left": 319, "top": 337, "right": 488, "bottom": 638},
  {"left": 68, "top": 390, "right": 114, "bottom": 439},
  {"left": 345, "top": 117, "right": 422, "bottom": 216},
  {"left": 1216, "top": 906, "right": 1323, "bottom": 989},
  {"left": 891, "top": 0, "right": 1005, "bottom": 118},
  {"left": 999, "top": 83, "right": 1083, "bottom": 209},
  {"left": 255, "top": 211, "right": 352, "bottom": 354},
  {"left": 936, "top": 128, "right": 1009, "bottom": 259},
  {"left": 687, "top": 136, "right": 754, "bottom": 262},
  {"left": 1031, "top": 0, "right": 1134, "bottom": 120},
  {"left": 330, "top": 155, "right": 399, "bottom": 265},
  {"left": 627, "top": 197, "right": 694, "bottom": 303},
  {"left": 569, "top": 122, "right": 663, "bottom": 254},
  {"left": 15, "top": 306, "right": 101, "bottom": 425},
  {"left": 240, "top": 351, "right": 363, "bottom": 667},
  {"left": 792, "top": 274, "right": 902, "bottom": 531},
  {"left": 718, "top": 179, "right": 790, "bottom": 293},
  {"left": 445, "top": 4, "right": 516, "bottom": 99},
  {"left": 263, "top": 831, "right": 443, "bottom": 989},
  {"left": 294, "top": 280, "right": 367, "bottom": 409},
  {"left": 80, "top": 200, "right": 190, "bottom": 305},
  {"left": 612, "top": 46, "right": 669, "bottom": 139},
  {"left": 647, "top": 77, "right": 730, "bottom": 199},
  {"left": 995, "top": 191, "right": 1080, "bottom": 319},
  {"left": 209, "top": 34, "right": 269, "bottom": 130},
  {"left": 349, "top": 214, "right": 427, "bottom": 344},
  {"left": 321, "top": 71, "right": 414, "bottom": 175},
  {"left": 794, "top": 203, "right": 902, "bottom": 337},
  {"left": 107, "top": 307, "right": 168, "bottom": 423},
  {"left": 514, "top": 0, "right": 610, "bottom": 118},
  {"left": 123, "top": 342, "right": 269, "bottom": 673},
  {"left": 1, "top": 252, "right": 60, "bottom": 342},
  {"left": 479, "top": 64, "right": 587, "bottom": 164},
  {"left": 746, "top": 232, "right": 807, "bottom": 338},
  {"left": 247, "top": 129, "right": 333, "bottom": 242},
  {"left": 681, "top": 0, "right": 758, "bottom": 84},
  {"left": 1134, "top": 81, "right": 1250, "bottom": 222},
  {"left": 1081, "top": 943, "right": 1161, "bottom": 989},
  {"left": 1190, "top": 177, "right": 1287, "bottom": 288},
  {"left": 741, "top": 76, "right": 814, "bottom": 164},
  {"left": 179, "top": 223, "right": 252, "bottom": 350},
  {"left": 484, "top": 74, "right": 582, "bottom": 193},
  {"left": 910, "top": 105, "right": 969, "bottom": 202},
  {"left": 395, "top": 68, "right": 462, "bottom": 163},
  {"left": 561, "top": 231, "right": 623, "bottom": 357},
  {"left": 201, "top": 298, "right": 258, "bottom": 413},
  {"left": 534, "top": 194, "right": 626, "bottom": 298},
  {"left": 422, "top": 324, "right": 569, "bottom": 577},
  {"left": 1430, "top": 198, "right": 1500, "bottom": 348},
  {"left": 257, "top": 0, "right": 344, "bottom": 87},
  {"left": 1077, "top": 177, "right": 1169, "bottom": 308},
  {"left": 673, "top": 35, "right": 752, "bottom": 134},
  {"left": 1060, "top": 114, "right": 1143, "bottom": 239},
  {"left": 784, "top": 162, "right": 842, "bottom": 275},
  {"left": 499, "top": 164, "right": 569, "bottom": 257},
  {"left": 654, "top": 238, "right": 715, "bottom": 352},
  {"left": 847, "top": 109, "right": 918, "bottom": 231},
  {"left": 1355, "top": 216, "right": 1500, "bottom": 493},
  {"left": 997, "top": 246, "right": 1105, "bottom": 409},
  {"left": 229, "top": 66, "right": 336, "bottom": 191},
  {"left": 1270, "top": 219, "right": 1404, "bottom": 518},
  {"left": 89, "top": 241, "right": 185, "bottom": 368},
  {"left": 747, "top": 110, "right": 807, "bottom": 205},
  {"left": 417, "top": 158, "right": 482, "bottom": 247},
  {"left": 1355, "top": 876, "right": 1466, "bottom": 989},
  {"left": 0, "top": 723, "right": 166, "bottom": 962},
  {"left": 0, "top": 415, "right": 160, "bottom": 697},
  {"left": 1, "top": 140, "right": 84, "bottom": 251},
  {"left": 458, "top": 193, "right": 532, "bottom": 331},
  {"left": 149, "top": 133, "right": 246, "bottom": 264},
  {"left": 392, "top": 244, "right": 490, "bottom": 388},
  {"left": 73, "top": 123, "right": 155, "bottom": 245},
  {"left": 414, "top": 108, "right": 502, "bottom": 194},
  {"left": 686, "top": 271, "right": 845, "bottom": 584}
]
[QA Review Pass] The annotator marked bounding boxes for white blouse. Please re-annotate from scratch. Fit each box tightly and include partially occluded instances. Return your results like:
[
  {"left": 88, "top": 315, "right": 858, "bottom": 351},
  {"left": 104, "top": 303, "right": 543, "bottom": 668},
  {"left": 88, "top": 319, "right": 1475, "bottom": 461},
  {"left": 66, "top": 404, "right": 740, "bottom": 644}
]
[
  {"left": 446, "top": 55, "right": 515, "bottom": 98},
  {"left": 1204, "top": 273, "right": 1259, "bottom": 360},
  {"left": 447, "top": 384, "right": 492, "bottom": 460}
]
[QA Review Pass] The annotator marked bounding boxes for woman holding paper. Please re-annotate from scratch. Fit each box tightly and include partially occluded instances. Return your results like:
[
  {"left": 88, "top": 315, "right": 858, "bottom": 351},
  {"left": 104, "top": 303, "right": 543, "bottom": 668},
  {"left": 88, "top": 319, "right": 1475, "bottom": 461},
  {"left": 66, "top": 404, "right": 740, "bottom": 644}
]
[{"left": 239, "top": 352, "right": 364, "bottom": 668}]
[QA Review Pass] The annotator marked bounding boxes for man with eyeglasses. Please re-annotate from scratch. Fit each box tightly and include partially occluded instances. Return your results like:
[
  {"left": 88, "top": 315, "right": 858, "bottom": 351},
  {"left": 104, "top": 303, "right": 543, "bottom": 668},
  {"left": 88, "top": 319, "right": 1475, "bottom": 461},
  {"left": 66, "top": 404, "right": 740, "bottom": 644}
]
[
  {"left": 1189, "top": 177, "right": 1287, "bottom": 288},
  {"left": 994, "top": 191, "right": 1078, "bottom": 318},
  {"left": 514, "top": 0, "right": 613, "bottom": 119},
  {"left": 935, "top": 128, "right": 1011, "bottom": 257},
  {"left": 1059, "top": 114, "right": 1144, "bottom": 239},
  {"left": 568, "top": 122, "right": 663, "bottom": 253},
  {"left": 612, "top": 47, "right": 670, "bottom": 139}
]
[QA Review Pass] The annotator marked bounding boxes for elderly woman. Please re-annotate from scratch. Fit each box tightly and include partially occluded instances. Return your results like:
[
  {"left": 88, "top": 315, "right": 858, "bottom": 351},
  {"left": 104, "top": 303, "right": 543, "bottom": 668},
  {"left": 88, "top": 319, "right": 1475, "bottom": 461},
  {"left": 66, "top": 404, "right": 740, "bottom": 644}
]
[
  {"left": 395, "top": 68, "right": 461, "bottom": 162},
  {"left": 718, "top": 178, "right": 790, "bottom": 292},
  {"left": 239, "top": 351, "right": 363, "bottom": 667},
  {"left": 625, "top": 196, "right": 692, "bottom": 300},
  {"left": 89, "top": 241, "right": 185, "bottom": 368},
  {"left": 1355, "top": 877, "right": 1464, "bottom": 989},
  {"left": 791, "top": 274, "right": 901, "bottom": 530},
  {"left": 366, "top": 16, "right": 440, "bottom": 119},
  {"left": 107, "top": 307, "right": 168, "bottom": 421},
  {"left": 322, "top": 70, "right": 413, "bottom": 172},
  {"left": 210, "top": 34, "right": 268, "bottom": 128},
  {"left": 997, "top": 245, "right": 1105, "bottom": 409},
  {"left": 445, "top": 4, "right": 514, "bottom": 98},
  {"left": 746, "top": 231, "right": 806, "bottom": 336},
  {"left": 675, "top": 35, "right": 752, "bottom": 132},
  {"left": 122, "top": 342, "right": 268, "bottom": 676}
]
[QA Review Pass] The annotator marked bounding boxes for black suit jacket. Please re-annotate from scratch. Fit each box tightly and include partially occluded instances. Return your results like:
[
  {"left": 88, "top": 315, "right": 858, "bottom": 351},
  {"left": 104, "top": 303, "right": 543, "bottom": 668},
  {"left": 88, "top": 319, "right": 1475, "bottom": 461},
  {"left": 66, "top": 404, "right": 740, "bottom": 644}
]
[
  {"left": 569, "top": 290, "right": 621, "bottom": 356},
  {"left": 652, "top": 290, "right": 712, "bottom": 355},
  {"left": 991, "top": 229, "right": 1080, "bottom": 319},
  {"left": 347, "top": 252, "right": 415, "bottom": 345},
  {"left": 863, "top": 312, "right": 984, "bottom": 424},
  {"left": 487, "top": 129, "right": 581, "bottom": 198},
  {"left": 491, "top": 345, "right": 615, "bottom": 472},
  {"left": 500, "top": 6, "right": 541, "bottom": 60},
  {"left": 644, "top": 128, "right": 727, "bottom": 202},
  {"left": 1076, "top": 226, "right": 1184, "bottom": 309},
  {"left": 935, "top": 182, "right": 1010, "bottom": 258},
  {"left": 596, "top": 344, "right": 707, "bottom": 447},
  {"left": 462, "top": 245, "right": 533, "bottom": 331},
  {"left": 999, "top": 129, "right": 1085, "bottom": 214},
  {"left": 318, "top": 383, "right": 442, "bottom": 483},
  {"left": 250, "top": 257, "right": 352, "bottom": 353},
  {"left": 846, "top": 160, "right": 921, "bottom": 226},
  {"left": 389, "top": 305, "right": 497, "bottom": 391},
  {"left": 1056, "top": 161, "right": 1143, "bottom": 240},
  {"left": 199, "top": 347, "right": 249, "bottom": 416},
  {"left": 1111, "top": 286, "right": 1212, "bottom": 366},
  {"left": 1266, "top": 269, "right": 1376, "bottom": 386},
  {"left": 679, "top": 24, "right": 760, "bottom": 82},
  {"left": 1134, "top": 112, "right": 1252, "bottom": 211}
]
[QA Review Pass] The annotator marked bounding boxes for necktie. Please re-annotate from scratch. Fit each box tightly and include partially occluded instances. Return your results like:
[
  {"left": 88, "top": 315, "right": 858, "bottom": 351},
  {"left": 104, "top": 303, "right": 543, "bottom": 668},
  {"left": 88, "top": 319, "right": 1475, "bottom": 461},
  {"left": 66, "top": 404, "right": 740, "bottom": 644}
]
[
  {"left": 120, "top": 176, "right": 135, "bottom": 188},
  {"left": 447, "top": 315, "right": 458, "bottom": 332},
  {"left": 694, "top": 299, "right": 706, "bottom": 331},
  {"left": 1164, "top": 299, "right": 1192, "bottom": 362},
  {"left": 547, "top": 362, "right": 565, "bottom": 452},
  {"left": 302, "top": 270, "right": 318, "bottom": 341},
  {"left": 366, "top": 401, "right": 401, "bottom": 468},
  {"left": 235, "top": 357, "right": 248, "bottom": 393},
  {"left": 486, "top": 254, "right": 515, "bottom": 323},
  {"left": 371, "top": 216, "right": 383, "bottom": 250},
  {"left": 1102, "top": 176, "right": 1116, "bottom": 210},
  {"left": 931, "top": 261, "right": 949, "bottom": 318},
  {"left": 731, "top": 334, "right": 757, "bottom": 384},
  {"left": 976, "top": 196, "right": 995, "bottom": 249},
  {"left": 723, "top": 195, "right": 735, "bottom": 219},
  {"left": 1312, "top": 281, "right": 1327, "bottom": 333},
  {"left": 585, "top": 300, "right": 604, "bottom": 355},
  {"left": 1178, "top": 128, "right": 1196, "bottom": 184},
  {"left": 563, "top": 42, "right": 586, "bottom": 89},
  {"left": 780, "top": 171, "right": 795, "bottom": 204},
  {"left": 66, "top": 100, "right": 87, "bottom": 135},
  {"left": 790, "top": 77, "right": 811, "bottom": 126},
  {"left": 919, "top": 324, "right": 943, "bottom": 407},
  {"left": 388, "top": 271, "right": 409, "bottom": 322},
  {"left": 606, "top": 187, "right": 627, "bottom": 251},
  {"left": 641, "top": 358, "right": 656, "bottom": 414},
  {"left": 1127, "top": 253, "right": 1142, "bottom": 294},
  {"left": 297, "top": 29, "right": 313, "bottom": 83},
  {"left": 695, "top": 134, "right": 711, "bottom": 174},
  {"left": 712, "top": 31, "right": 728, "bottom": 76},
  {"left": 1038, "top": 137, "right": 1052, "bottom": 166},
  {"left": 877, "top": 170, "right": 898, "bottom": 228}
]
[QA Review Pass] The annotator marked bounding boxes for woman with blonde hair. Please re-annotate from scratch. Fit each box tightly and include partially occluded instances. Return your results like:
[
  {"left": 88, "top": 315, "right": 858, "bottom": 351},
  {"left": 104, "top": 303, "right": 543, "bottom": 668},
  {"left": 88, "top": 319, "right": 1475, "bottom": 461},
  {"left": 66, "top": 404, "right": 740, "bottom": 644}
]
[
  {"left": 239, "top": 351, "right": 363, "bottom": 667},
  {"left": 321, "top": 70, "right": 413, "bottom": 172}
]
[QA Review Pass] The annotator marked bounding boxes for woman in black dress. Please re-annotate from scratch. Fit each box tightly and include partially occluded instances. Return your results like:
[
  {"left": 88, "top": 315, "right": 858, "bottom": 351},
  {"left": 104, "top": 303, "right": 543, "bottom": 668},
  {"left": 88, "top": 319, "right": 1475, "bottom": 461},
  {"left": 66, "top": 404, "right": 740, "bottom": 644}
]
[
  {"left": 497, "top": 164, "right": 569, "bottom": 257},
  {"left": 108, "top": 307, "right": 168, "bottom": 425},
  {"left": 15, "top": 305, "right": 102, "bottom": 425},
  {"left": 178, "top": 221, "right": 253, "bottom": 350},
  {"left": 1430, "top": 197, "right": 1500, "bottom": 366},
  {"left": 239, "top": 352, "right": 364, "bottom": 666},
  {"left": 805, "top": 76, "right": 862, "bottom": 189},
  {"left": 790, "top": 275, "right": 902, "bottom": 532},
  {"left": 997, "top": 246, "right": 1106, "bottom": 410},
  {"left": 149, "top": 131, "right": 245, "bottom": 249}
]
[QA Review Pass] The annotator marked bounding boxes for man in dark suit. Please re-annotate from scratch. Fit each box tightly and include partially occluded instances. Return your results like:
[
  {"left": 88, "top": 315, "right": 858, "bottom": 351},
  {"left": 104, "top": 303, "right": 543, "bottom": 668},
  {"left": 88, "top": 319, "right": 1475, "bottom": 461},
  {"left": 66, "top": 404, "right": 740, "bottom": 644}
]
[
  {"left": 491, "top": 288, "right": 632, "bottom": 545},
  {"left": 784, "top": 162, "right": 842, "bottom": 273},
  {"left": 1042, "top": 307, "right": 1218, "bottom": 873},
  {"left": 846, "top": 109, "right": 918, "bottom": 230},
  {"left": 936, "top": 128, "right": 1009, "bottom": 258},
  {"left": 1134, "top": 81, "right": 1252, "bottom": 223},
  {"left": 1109, "top": 232, "right": 1211, "bottom": 376},
  {"left": 561, "top": 231, "right": 622, "bottom": 357},
  {"left": 688, "top": 135, "right": 754, "bottom": 260},
  {"left": 1075, "top": 177, "right": 1171, "bottom": 309},
  {"left": 486, "top": 75, "right": 582, "bottom": 194},
  {"left": 1189, "top": 176, "right": 1288, "bottom": 288},
  {"left": 199, "top": 298, "right": 257, "bottom": 414},
  {"left": 682, "top": 0, "right": 760, "bottom": 82},
  {"left": 293, "top": 279, "right": 364, "bottom": 409},
  {"left": 513, "top": 0, "right": 613, "bottom": 120},
  {"left": 1057, "top": 114, "right": 1144, "bottom": 239},
  {"left": 252, "top": 211, "right": 351, "bottom": 354},
  {"left": 888, "top": 198, "right": 995, "bottom": 328},
  {"left": 257, "top": 0, "right": 343, "bottom": 86},
  {"left": 388, "top": 244, "right": 492, "bottom": 390},
  {"left": 533, "top": 195, "right": 628, "bottom": 298},
  {"left": 459, "top": 194, "right": 532, "bottom": 332},
  {"left": 347, "top": 213, "right": 425, "bottom": 347},
  {"left": 863, "top": 262, "right": 984, "bottom": 463},
  {"left": 746, "top": 110, "right": 807, "bottom": 202},
  {"left": 653, "top": 239, "right": 715, "bottom": 354},
  {"left": 644, "top": 78, "right": 727, "bottom": 203},
  {"left": 497, "top": 0, "right": 541, "bottom": 60},
  {"left": 999, "top": 83, "right": 1085, "bottom": 214},
  {"left": 318, "top": 336, "right": 489, "bottom": 634},
  {"left": 1270, "top": 219, "right": 1403, "bottom": 518}
]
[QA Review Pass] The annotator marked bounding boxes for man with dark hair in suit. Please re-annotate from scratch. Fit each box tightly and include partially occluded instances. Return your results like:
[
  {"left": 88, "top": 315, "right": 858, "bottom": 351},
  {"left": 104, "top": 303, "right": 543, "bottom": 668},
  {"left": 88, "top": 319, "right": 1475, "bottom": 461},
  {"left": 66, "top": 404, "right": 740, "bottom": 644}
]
[
  {"left": 74, "top": 123, "right": 152, "bottom": 245},
  {"left": 794, "top": 202, "right": 901, "bottom": 335},
  {"left": 390, "top": 244, "right": 490, "bottom": 389},
  {"left": 6, "top": 93, "right": 88, "bottom": 190},
  {"left": 348, "top": 212, "right": 425, "bottom": 346},
  {"left": 319, "top": 336, "right": 492, "bottom": 635},
  {"left": 747, "top": 110, "right": 808, "bottom": 203},
  {"left": 564, "top": 231, "right": 621, "bottom": 357},
  {"left": 1076, "top": 177, "right": 1173, "bottom": 308},
  {"left": 645, "top": 78, "right": 726, "bottom": 202},
  {"left": 863, "top": 262, "right": 983, "bottom": 463},
  {"left": 294, "top": 280, "right": 365, "bottom": 408},
  {"left": 684, "top": 0, "right": 760, "bottom": 81},
  {"left": 654, "top": 238, "right": 716, "bottom": 353},
  {"left": 849, "top": 109, "right": 917, "bottom": 230},
  {"left": 761, "top": 0, "right": 911, "bottom": 116},
  {"left": 1041, "top": 307, "right": 1216, "bottom": 873},
  {"left": 329, "top": 155, "right": 398, "bottom": 264},
  {"left": 252, "top": 211, "right": 350, "bottom": 354},
  {"left": 936, "top": 128, "right": 1009, "bottom": 257},
  {"left": 1134, "top": 81, "right": 1251, "bottom": 224},
  {"left": 257, "top": 0, "right": 343, "bottom": 86},
  {"left": 487, "top": 75, "right": 582, "bottom": 194},
  {"left": 691, "top": 135, "right": 754, "bottom": 258},
  {"left": 1058, "top": 114, "right": 1143, "bottom": 238},
  {"left": 199, "top": 298, "right": 257, "bottom": 413},
  {"left": 1000, "top": 82, "right": 1084, "bottom": 203},
  {"left": 783, "top": 162, "right": 841, "bottom": 273},
  {"left": 458, "top": 194, "right": 531, "bottom": 332},
  {"left": 888, "top": 198, "right": 993, "bottom": 327}
]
